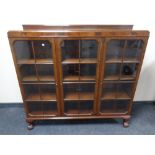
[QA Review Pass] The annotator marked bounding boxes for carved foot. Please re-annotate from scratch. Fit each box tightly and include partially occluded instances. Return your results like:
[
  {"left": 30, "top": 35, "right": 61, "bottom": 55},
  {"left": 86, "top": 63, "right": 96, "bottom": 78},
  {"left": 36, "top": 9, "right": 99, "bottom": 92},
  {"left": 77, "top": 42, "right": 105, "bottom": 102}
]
[
  {"left": 27, "top": 122, "right": 34, "bottom": 130},
  {"left": 123, "top": 119, "right": 129, "bottom": 128}
]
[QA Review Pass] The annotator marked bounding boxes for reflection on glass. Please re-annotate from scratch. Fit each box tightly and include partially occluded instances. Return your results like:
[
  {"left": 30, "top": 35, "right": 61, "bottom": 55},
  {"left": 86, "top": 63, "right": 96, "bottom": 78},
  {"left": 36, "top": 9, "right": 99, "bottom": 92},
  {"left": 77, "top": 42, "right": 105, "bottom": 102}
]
[
  {"left": 61, "top": 40, "right": 98, "bottom": 61},
  {"left": 14, "top": 40, "right": 52, "bottom": 63},
  {"left": 19, "top": 64, "right": 37, "bottom": 81},
  {"left": 64, "top": 101, "right": 93, "bottom": 115},
  {"left": 27, "top": 102, "right": 43, "bottom": 116},
  {"left": 14, "top": 40, "right": 34, "bottom": 63},
  {"left": 44, "top": 102, "right": 58, "bottom": 116},
  {"left": 100, "top": 100, "right": 128, "bottom": 113},
  {"left": 104, "top": 64, "right": 120, "bottom": 80},
  {"left": 102, "top": 82, "right": 132, "bottom": 99},
  {"left": 106, "top": 40, "right": 125, "bottom": 62},
  {"left": 37, "top": 64, "right": 55, "bottom": 81}
]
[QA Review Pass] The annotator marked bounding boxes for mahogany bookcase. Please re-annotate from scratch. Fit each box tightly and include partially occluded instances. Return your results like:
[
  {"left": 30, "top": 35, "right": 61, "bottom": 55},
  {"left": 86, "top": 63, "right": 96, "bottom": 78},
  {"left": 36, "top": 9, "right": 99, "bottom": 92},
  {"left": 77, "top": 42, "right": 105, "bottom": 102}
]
[{"left": 8, "top": 25, "right": 149, "bottom": 129}]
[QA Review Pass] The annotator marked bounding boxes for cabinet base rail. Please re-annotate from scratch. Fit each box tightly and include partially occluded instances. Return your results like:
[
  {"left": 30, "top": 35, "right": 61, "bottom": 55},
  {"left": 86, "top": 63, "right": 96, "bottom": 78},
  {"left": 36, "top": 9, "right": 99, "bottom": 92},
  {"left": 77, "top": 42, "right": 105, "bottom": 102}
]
[{"left": 26, "top": 115, "right": 131, "bottom": 130}]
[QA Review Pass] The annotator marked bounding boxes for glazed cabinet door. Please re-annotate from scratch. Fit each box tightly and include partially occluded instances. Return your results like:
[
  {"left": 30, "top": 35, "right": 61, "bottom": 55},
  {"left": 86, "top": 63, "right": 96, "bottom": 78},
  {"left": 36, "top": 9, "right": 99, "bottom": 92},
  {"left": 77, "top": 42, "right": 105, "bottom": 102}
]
[
  {"left": 99, "top": 38, "right": 145, "bottom": 114},
  {"left": 10, "top": 39, "right": 60, "bottom": 118},
  {"left": 56, "top": 38, "right": 102, "bottom": 116}
]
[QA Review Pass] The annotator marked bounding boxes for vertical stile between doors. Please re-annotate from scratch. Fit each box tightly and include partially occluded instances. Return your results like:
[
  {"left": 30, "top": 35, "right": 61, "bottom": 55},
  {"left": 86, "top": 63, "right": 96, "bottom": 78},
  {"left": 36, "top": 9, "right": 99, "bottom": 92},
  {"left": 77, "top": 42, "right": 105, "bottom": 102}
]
[
  {"left": 96, "top": 38, "right": 107, "bottom": 114},
  {"left": 52, "top": 38, "right": 63, "bottom": 115}
]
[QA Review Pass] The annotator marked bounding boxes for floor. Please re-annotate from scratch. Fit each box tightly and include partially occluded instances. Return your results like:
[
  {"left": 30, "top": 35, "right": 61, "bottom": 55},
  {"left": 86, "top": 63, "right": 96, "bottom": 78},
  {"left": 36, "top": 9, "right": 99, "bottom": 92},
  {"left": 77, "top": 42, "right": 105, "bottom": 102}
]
[{"left": 0, "top": 102, "right": 155, "bottom": 135}]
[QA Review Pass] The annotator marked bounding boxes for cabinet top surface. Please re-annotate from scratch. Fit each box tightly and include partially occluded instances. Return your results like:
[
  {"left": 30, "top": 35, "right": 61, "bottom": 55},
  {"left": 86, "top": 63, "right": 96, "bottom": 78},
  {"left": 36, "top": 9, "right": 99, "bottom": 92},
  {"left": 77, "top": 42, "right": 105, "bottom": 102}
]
[{"left": 8, "top": 25, "right": 149, "bottom": 38}]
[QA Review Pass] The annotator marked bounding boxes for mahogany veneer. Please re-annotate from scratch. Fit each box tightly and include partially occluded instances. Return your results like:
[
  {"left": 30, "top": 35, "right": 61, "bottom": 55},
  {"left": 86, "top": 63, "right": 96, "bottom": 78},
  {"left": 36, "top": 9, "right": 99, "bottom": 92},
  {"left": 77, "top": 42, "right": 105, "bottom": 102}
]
[{"left": 8, "top": 25, "right": 149, "bottom": 129}]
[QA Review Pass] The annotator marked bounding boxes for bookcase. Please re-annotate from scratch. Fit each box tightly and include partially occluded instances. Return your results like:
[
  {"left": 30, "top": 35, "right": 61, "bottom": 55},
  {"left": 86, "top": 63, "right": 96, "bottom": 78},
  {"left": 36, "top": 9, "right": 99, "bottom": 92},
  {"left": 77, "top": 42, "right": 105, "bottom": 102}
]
[{"left": 8, "top": 25, "right": 149, "bottom": 129}]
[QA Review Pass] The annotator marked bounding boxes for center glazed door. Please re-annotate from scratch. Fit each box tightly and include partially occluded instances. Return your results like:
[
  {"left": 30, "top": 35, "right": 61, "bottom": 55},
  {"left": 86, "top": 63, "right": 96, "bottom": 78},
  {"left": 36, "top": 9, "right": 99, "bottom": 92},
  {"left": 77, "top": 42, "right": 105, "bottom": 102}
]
[{"left": 57, "top": 38, "right": 102, "bottom": 116}]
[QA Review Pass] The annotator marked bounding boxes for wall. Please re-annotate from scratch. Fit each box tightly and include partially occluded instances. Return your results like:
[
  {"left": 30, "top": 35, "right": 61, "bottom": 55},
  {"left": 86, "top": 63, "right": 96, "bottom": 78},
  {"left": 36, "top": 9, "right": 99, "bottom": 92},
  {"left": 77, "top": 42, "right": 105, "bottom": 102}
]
[{"left": 0, "top": 0, "right": 155, "bottom": 103}]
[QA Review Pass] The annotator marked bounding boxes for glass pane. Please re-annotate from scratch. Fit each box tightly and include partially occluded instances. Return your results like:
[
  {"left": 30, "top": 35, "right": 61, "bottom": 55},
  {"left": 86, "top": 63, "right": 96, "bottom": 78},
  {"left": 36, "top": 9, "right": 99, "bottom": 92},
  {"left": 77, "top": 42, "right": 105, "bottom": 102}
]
[
  {"left": 64, "top": 101, "right": 79, "bottom": 114},
  {"left": 27, "top": 102, "right": 43, "bottom": 116},
  {"left": 102, "top": 83, "right": 116, "bottom": 99},
  {"left": 63, "top": 84, "right": 79, "bottom": 100},
  {"left": 127, "top": 40, "right": 143, "bottom": 49},
  {"left": 62, "top": 64, "right": 79, "bottom": 81},
  {"left": 124, "top": 40, "right": 144, "bottom": 61},
  {"left": 79, "top": 83, "right": 95, "bottom": 100},
  {"left": 104, "top": 64, "right": 120, "bottom": 80},
  {"left": 80, "top": 40, "right": 98, "bottom": 58},
  {"left": 79, "top": 101, "right": 93, "bottom": 114},
  {"left": 61, "top": 40, "right": 80, "bottom": 62},
  {"left": 117, "top": 83, "right": 133, "bottom": 98},
  {"left": 121, "top": 63, "right": 138, "bottom": 80},
  {"left": 14, "top": 40, "right": 53, "bottom": 64},
  {"left": 44, "top": 102, "right": 58, "bottom": 116},
  {"left": 37, "top": 64, "right": 55, "bottom": 81},
  {"left": 80, "top": 64, "right": 96, "bottom": 81},
  {"left": 23, "top": 84, "right": 40, "bottom": 101},
  {"left": 19, "top": 64, "right": 37, "bottom": 82},
  {"left": 33, "top": 40, "right": 52, "bottom": 60},
  {"left": 100, "top": 100, "right": 129, "bottom": 113},
  {"left": 40, "top": 84, "right": 56, "bottom": 101},
  {"left": 61, "top": 39, "right": 98, "bottom": 62},
  {"left": 14, "top": 40, "right": 34, "bottom": 63},
  {"left": 106, "top": 40, "right": 125, "bottom": 62},
  {"left": 102, "top": 82, "right": 132, "bottom": 100},
  {"left": 64, "top": 101, "right": 93, "bottom": 115}
]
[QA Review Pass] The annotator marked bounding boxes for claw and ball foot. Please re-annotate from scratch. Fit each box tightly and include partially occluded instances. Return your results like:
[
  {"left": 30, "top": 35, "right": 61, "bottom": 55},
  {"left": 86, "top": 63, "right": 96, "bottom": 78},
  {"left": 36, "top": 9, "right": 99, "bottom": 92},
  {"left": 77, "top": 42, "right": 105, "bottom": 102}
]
[
  {"left": 123, "top": 118, "right": 129, "bottom": 128},
  {"left": 27, "top": 122, "right": 34, "bottom": 130}
]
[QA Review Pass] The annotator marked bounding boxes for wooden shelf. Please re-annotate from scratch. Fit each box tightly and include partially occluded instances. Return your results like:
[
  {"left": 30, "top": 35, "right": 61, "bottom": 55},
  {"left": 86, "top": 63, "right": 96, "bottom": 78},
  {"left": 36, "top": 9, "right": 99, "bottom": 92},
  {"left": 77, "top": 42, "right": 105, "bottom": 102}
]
[
  {"left": 17, "top": 59, "right": 35, "bottom": 64},
  {"left": 104, "top": 75, "right": 135, "bottom": 81},
  {"left": 80, "top": 92, "right": 94, "bottom": 100},
  {"left": 63, "top": 76, "right": 79, "bottom": 81},
  {"left": 120, "top": 75, "right": 135, "bottom": 80},
  {"left": 62, "top": 58, "right": 79, "bottom": 64},
  {"left": 65, "top": 109, "right": 92, "bottom": 115},
  {"left": 29, "top": 110, "right": 58, "bottom": 116},
  {"left": 104, "top": 75, "right": 119, "bottom": 81},
  {"left": 62, "top": 58, "right": 97, "bottom": 64},
  {"left": 80, "top": 58, "right": 97, "bottom": 64},
  {"left": 106, "top": 58, "right": 140, "bottom": 63},
  {"left": 44, "top": 110, "right": 58, "bottom": 115},
  {"left": 22, "top": 75, "right": 38, "bottom": 82},
  {"left": 63, "top": 75, "right": 95, "bottom": 81},
  {"left": 25, "top": 93, "right": 56, "bottom": 101},
  {"left": 102, "top": 92, "right": 131, "bottom": 100},
  {"left": 100, "top": 109, "right": 128, "bottom": 114},
  {"left": 28, "top": 111, "right": 43, "bottom": 116},
  {"left": 64, "top": 92, "right": 94, "bottom": 100},
  {"left": 41, "top": 93, "right": 56, "bottom": 101},
  {"left": 106, "top": 58, "right": 122, "bottom": 63},
  {"left": 22, "top": 75, "right": 54, "bottom": 82},
  {"left": 39, "top": 75, "right": 55, "bottom": 81},
  {"left": 36, "top": 59, "right": 53, "bottom": 64},
  {"left": 17, "top": 59, "right": 53, "bottom": 64},
  {"left": 80, "top": 76, "right": 96, "bottom": 81},
  {"left": 25, "top": 94, "right": 40, "bottom": 101},
  {"left": 123, "top": 58, "right": 140, "bottom": 63},
  {"left": 64, "top": 93, "right": 79, "bottom": 100}
]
